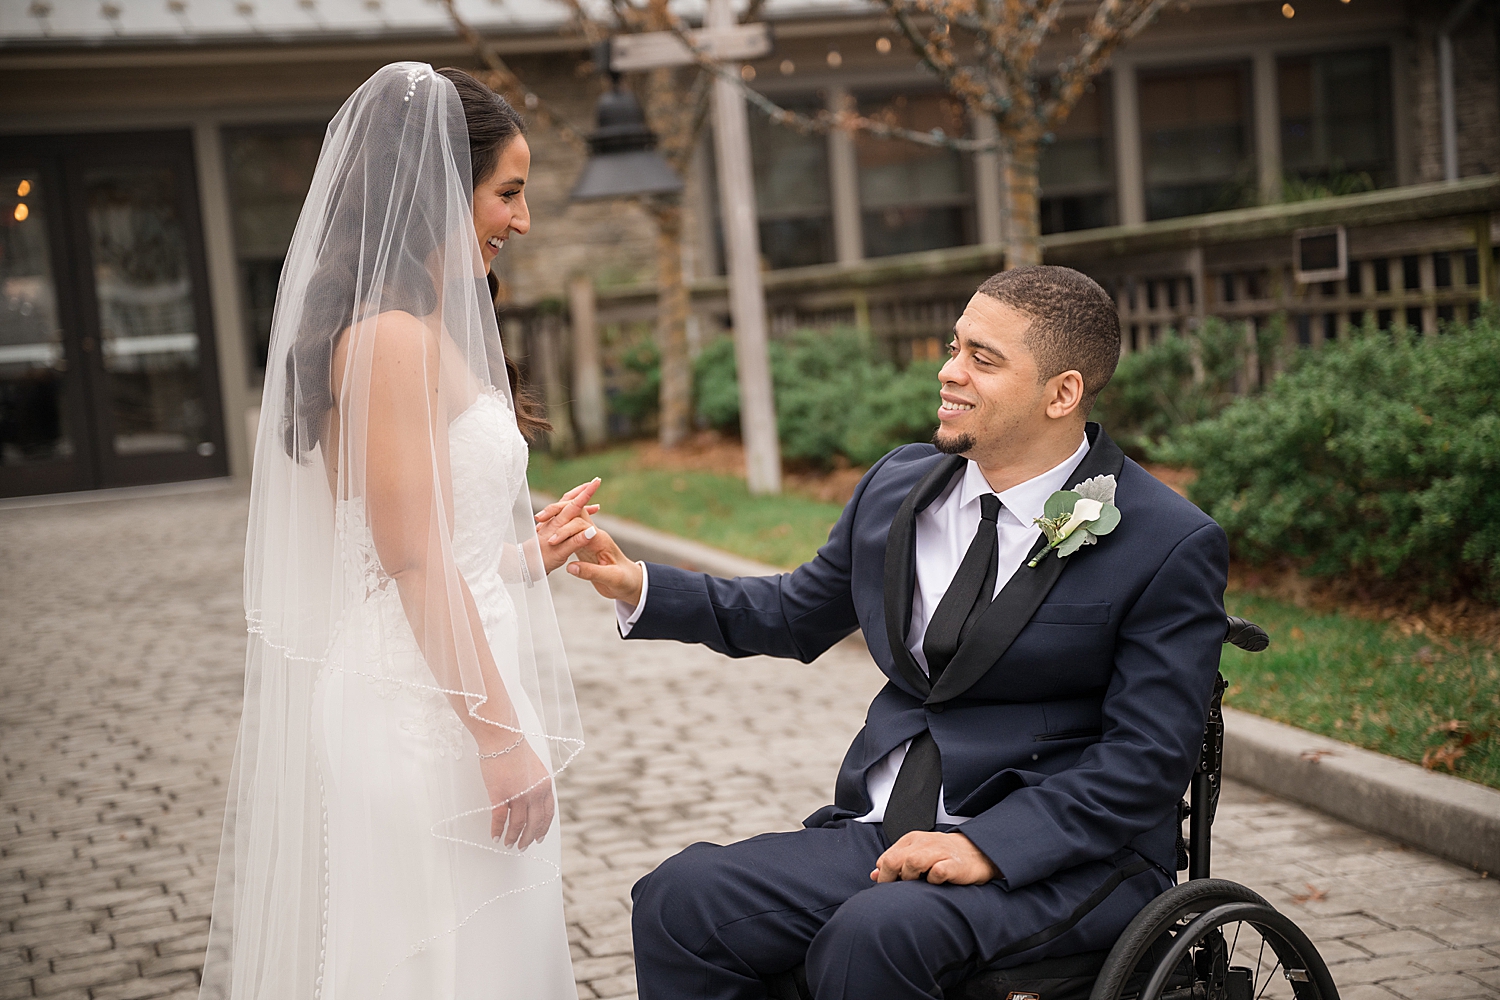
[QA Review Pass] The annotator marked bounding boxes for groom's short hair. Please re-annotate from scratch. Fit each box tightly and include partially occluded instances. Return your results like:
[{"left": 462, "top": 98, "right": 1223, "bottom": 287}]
[{"left": 976, "top": 265, "right": 1121, "bottom": 409}]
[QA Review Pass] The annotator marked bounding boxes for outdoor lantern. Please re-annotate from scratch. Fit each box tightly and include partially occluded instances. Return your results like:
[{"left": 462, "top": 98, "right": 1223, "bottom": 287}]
[{"left": 569, "top": 75, "right": 684, "bottom": 202}]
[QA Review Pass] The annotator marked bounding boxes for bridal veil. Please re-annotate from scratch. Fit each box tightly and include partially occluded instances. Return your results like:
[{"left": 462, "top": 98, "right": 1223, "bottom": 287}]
[{"left": 201, "top": 63, "right": 583, "bottom": 999}]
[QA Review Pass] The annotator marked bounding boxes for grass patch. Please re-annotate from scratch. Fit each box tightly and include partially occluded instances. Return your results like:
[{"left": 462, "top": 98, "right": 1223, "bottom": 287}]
[
  {"left": 529, "top": 446, "right": 843, "bottom": 569},
  {"left": 1221, "top": 590, "right": 1499, "bottom": 790},
  {"left": 534, "top": 447, "right": 1500, "bottom": 789}
]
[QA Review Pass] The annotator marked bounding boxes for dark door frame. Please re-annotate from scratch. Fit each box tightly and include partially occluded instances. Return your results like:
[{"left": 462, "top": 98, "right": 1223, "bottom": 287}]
[{"left": 0, "top": 130, "right": 229, "bottom": 497}]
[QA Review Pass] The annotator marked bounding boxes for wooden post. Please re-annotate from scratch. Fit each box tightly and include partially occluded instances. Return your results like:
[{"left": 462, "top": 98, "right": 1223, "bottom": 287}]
[
  {"left": 709, "top": 0, "right": 781, "bottom": 494},
  {"left": 1475, "top": 214, "right": 1495, "bottom": 304},
  {"left": 568, "top": 275, "right": 607, "bottom": 448},
  {"left": 827, "top": 86, "right": 865, "bottom": 266},
  {"left": 973, "top": 113, "right": 1004, "bottom": 247},
  {"left": 1112, "top": 62, "right": 1146, "bottom": 227},
  {"left": 536, "top": 313, "right": 576, "bottom": 456},
  {"left": 1252, "top": 49, "right": 1282, "bottom": 205}
]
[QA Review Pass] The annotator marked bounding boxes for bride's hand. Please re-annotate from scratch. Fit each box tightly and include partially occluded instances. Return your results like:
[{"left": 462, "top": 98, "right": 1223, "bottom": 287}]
[
  {"left": 478, "top": 735, "right": 556, "bottom": 850},
  {"left": 535, "top": 478, "right": 602, "bottom": 575}
]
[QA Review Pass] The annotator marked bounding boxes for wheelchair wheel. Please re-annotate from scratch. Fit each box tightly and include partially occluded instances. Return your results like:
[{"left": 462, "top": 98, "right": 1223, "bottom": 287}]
[{"left": 1089, "top": 879, "right": 1339, "bottom": 1000}]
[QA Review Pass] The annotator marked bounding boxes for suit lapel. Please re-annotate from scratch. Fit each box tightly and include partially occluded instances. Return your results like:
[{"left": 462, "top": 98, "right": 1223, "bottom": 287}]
[
  {"left": 925, "top": 424, "right": 1125, "bottom": 706},
  {"left": 883, "top": 454, "right": 967, "bottom": 698}
]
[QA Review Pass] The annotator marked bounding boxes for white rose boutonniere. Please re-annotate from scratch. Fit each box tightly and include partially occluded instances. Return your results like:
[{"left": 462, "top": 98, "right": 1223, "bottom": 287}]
[{"left": 1028, "top": 474, "right": 1121, "bottom": 567}]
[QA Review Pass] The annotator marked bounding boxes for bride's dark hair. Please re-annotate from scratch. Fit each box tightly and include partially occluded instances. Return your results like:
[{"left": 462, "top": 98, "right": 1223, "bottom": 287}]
[
  {"left": 438, "top": 67, "right": 552, "bottom": 443},
  {"left": 284, "top": 66, "right": 548, "bottom": 459}
]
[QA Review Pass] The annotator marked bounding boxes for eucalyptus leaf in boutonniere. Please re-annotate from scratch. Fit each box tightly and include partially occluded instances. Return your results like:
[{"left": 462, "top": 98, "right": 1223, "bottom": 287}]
[{"left": 1028, "top": 474, "right": 1121, "bottom": 567}]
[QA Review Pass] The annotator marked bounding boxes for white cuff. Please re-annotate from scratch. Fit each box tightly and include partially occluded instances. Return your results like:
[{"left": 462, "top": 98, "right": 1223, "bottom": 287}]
[{"left": 615, "top": 561, "right": 649, "bottom": 636}]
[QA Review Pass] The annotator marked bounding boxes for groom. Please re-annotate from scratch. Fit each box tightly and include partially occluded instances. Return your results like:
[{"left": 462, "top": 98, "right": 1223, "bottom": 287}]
[{"left": 568, "top": 265, "right": 1229, "bottom": 1000}]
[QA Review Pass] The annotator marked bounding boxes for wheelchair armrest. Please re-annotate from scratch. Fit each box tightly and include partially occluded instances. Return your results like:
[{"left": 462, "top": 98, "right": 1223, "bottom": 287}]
[{"left": 1224, "top": 615, "right": 1269, "bottom": 652}]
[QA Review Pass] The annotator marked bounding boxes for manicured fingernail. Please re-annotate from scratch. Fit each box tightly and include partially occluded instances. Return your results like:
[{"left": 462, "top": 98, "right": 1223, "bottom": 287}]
[
  {"left": 568, "top": 563, "right": 579, "bottom": 574},
  {"left": 584, "top": 526, "right": 597, "bottom": 540}
]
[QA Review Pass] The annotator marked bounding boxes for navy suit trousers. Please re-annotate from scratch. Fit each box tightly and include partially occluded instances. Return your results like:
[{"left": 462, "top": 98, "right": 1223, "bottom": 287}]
[{"left": 631, "top": 819, "right": 1172, "bottom": 1000}]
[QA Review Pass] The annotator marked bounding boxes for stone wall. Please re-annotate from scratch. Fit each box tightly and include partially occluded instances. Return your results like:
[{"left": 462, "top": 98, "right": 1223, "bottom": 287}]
[
  {"left": 457, "top": 53, "right": 716, "bottom": 310},
  {"left": 1410, "top": 2, "right": 1500, "bottom": 183}
]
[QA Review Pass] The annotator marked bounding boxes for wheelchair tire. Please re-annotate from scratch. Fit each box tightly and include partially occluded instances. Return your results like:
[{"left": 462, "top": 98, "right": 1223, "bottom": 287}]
[{"left": 1088, "top": 879, "right": 1338, "bottom": 1000}]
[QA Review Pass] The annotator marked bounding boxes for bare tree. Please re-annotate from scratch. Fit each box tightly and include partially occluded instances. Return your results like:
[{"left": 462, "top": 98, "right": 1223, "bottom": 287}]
[
  {"left": 881, "top": 0, "right": 1173, "bottom": 266},
  {"left": 445, "top": 0, "right": 727, "bottom": 448}
]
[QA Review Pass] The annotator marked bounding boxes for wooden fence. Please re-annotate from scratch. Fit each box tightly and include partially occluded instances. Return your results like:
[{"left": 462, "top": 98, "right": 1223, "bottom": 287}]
[{"left": 503, "top": 176, "right": 1499, "bottom": 447}]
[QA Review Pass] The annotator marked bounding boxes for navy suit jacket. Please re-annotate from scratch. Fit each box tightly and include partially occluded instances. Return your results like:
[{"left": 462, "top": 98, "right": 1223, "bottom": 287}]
[{"left": 627, "top": 424, "right": 1229, "bottom": 891}]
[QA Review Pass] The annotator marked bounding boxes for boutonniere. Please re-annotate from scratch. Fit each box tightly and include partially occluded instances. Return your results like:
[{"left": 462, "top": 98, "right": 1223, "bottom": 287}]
[{"left": 1028, "top": 474, "right": 1121, "bottom": 567}]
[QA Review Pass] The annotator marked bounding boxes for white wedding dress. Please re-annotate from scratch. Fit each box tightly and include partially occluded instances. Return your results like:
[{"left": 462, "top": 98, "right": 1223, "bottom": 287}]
[
  {"left": 316, "top": 389, "right": 574, "bottom": 999},
  {"left": 202, "top": 65, "right": 583, "bottom": 1000}
]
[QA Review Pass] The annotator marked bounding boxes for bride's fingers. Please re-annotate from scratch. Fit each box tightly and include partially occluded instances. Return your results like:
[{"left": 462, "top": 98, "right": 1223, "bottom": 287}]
[
  {"left": 505, "top": 801, "right": 527, "bottom": 849},
  {"left": 553, "top": 481, "right": 600, "bottom": 526},
  {"left": 547, "top": 516, "right": 597, "bottom": 546}
]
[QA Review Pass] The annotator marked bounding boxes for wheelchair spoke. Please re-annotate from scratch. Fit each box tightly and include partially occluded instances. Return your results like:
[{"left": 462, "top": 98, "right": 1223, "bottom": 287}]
[{"left": 1255, "top": 956, "right": 1284, "bottom": 1000}]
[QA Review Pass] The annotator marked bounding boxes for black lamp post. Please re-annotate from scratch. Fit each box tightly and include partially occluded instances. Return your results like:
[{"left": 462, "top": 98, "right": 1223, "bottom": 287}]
[{"left": 569, "top": 73, "right": 684, "bottom": 202}]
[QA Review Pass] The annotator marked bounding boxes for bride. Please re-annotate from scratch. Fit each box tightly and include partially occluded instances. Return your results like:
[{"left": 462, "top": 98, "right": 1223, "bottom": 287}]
[{"left": 200, "top": 64, "right": 599, "bottom": 1000}]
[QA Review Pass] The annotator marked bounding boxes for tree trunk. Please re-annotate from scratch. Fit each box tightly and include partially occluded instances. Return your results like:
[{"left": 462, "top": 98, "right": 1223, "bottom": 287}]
[
  {"left": 651, "top": 199, "right": 692, "bottom": 447},
  {"left": 1004, "top": 134, "right": 1042, "bottom": 268}
]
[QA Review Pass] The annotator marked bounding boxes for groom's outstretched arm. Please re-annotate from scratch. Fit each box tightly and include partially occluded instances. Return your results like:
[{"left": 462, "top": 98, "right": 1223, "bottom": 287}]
[{"left": 571, "top": 449, "right": 903, "bottom": 663}]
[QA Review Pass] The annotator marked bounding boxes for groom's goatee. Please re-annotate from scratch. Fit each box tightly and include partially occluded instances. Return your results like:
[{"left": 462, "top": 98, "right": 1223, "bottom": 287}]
[{"left": 933, "top": 430, "right": 976, "bottom": 455}]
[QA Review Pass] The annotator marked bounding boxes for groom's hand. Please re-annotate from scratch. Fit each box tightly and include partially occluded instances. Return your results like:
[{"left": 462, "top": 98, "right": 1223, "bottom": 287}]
[
  {"left": 566, "top": 526, "right": 644, "bottom": 609},
  {"left": 872, "top": 831, "right": 1000, "bottom": 885}
]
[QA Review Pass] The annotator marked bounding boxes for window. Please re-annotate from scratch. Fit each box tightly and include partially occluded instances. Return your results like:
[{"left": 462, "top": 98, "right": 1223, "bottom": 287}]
[
  {"left": 855, "top": 92, "right": 975, "bottom": 257},
  {"left": 1279, "top": 48, "right": 1394, "bottom": 193},
  {"left": 748, "top": 97, "right": 835, "bottom": 270},
  {"left": 223, "top": 125, "right": 324, "bottom": 382},
  {"left": 1039, "top": 80, "right": 1115, "bottom": 234},
  {"left": 1140, "top": 65, "right": 1255, "bottom": 221}
]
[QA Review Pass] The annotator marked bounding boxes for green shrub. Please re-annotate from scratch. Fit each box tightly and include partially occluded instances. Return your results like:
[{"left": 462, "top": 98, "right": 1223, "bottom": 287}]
[
  {"left": 694, "top": 328, "right": 944, "bottom": 466},
  {"left": 606, "top": 338, "right": 661, "bottom": 428},
  {"left": 1152, "top": 316, "right": 1500, "bottom": 601},
  {"left": 1091, "top": 317, "right": 1282, "bottom": 456}
]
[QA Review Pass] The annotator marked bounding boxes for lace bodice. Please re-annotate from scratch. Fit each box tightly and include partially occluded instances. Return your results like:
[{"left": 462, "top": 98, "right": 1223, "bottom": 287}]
[{"left": 330, "top": 390, "right": 531, "bottom": 748}]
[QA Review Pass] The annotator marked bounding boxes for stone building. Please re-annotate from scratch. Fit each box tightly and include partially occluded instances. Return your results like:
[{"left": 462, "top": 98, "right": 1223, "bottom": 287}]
[{"left": 0, "top": 0, "right": 1496, "bottom": 497}]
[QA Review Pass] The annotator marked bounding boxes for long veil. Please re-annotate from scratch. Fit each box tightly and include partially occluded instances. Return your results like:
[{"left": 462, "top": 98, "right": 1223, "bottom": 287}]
[{"left": 201, "top": 63, "right": 583, "bottom": 999}]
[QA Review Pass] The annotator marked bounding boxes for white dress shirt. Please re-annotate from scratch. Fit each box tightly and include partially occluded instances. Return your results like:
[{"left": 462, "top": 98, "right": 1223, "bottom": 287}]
[{"left": 617, "top": 435, "right": 1091, "bottom": 827}]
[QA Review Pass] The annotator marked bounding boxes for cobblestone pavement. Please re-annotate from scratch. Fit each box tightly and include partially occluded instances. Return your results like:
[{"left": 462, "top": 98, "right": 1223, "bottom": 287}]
[{"left": 2, "top": 487, "right": 1497, "bottom": 1000}]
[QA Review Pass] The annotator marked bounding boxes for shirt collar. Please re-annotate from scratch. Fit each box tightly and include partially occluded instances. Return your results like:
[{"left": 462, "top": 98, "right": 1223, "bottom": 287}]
[{"left": 958, "top": 434, "right": 1091, "bottom": 528}]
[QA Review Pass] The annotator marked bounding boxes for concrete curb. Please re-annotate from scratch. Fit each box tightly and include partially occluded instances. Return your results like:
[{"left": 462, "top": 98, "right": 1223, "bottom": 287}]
[
  {"left": 539, "top": 492, "right": 1500, "bottom": 873},
  {"left": 1222, "top": 707, "right": 1500, "bottom": 873}
]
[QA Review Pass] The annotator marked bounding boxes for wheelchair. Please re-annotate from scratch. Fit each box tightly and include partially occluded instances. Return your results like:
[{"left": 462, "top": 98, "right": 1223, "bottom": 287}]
[{"left": 767, "top": 616, "right": 1340, "bottom": 1000}]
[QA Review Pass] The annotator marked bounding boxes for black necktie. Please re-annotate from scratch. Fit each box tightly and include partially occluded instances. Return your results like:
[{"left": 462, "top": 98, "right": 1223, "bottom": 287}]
[{"left": 883, "top": 493, "right": 1000, "bottom": 845}]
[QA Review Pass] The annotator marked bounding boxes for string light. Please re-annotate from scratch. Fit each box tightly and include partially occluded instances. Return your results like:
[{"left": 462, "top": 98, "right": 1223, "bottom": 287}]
[
  {"left": 740, "top": 64, "right": 756, "bottom": 81},
  {"left": 876, "top": 36, "right": 892, "bottom": 54},
  {"left": 826, "top": 49, "right": 842, "bottom": 68},
  {"left": 14, "top": 204, "right": 28, "bottom": 221},
  {"left": 16, "top": 180, "right": 30, "bottom": 197},
  {"left": 1281, "top": 3, "right": 1294, "bottom": 16},
  {"left": 779, "top": 59, "right": 795, "bottom": 75}
]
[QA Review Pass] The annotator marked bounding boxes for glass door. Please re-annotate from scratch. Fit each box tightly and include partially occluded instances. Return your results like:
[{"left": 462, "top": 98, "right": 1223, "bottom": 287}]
[
  {"left": 0, "top": 132, "right": 227, "bottom": 498},
  {"left": 0, "top": 160, "right": 94, "bottom": 495}
]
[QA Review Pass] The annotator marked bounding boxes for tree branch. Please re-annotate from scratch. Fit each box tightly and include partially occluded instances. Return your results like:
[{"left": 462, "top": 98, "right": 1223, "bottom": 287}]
[{"left": 440, "top": 0, "right": 588, "bottom": 149}]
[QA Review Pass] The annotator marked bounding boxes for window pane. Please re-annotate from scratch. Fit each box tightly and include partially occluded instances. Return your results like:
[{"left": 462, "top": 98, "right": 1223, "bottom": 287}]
[
  {"left": 1040, "top": 80, "right": 1116, "bottom": 233},
  {"left": 224, "top": 126, "right": 323, "bottom": 379},
  {"left": 85, "top": 164, "right": 211, "bottom": 457},
  {"left": 747, "top": 98, "right": 834, "bottom": 269},
  {"left": 1279, "top": 48, "right": 1393, "bottom": 192},
  {"left": 856, "top": 92, "right": 974, "bottom": 257},
  {"left": 1140, "top": 65, "right": 1254, "bottom": 220},
  {"left": 0, "top": 171, "right": 72, "bottom": 466}
]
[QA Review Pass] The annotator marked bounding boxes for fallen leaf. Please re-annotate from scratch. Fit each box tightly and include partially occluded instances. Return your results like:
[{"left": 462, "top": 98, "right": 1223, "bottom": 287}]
[
  {"left": 1290, "top": 883, "right": 1328, "bottom": 904},
  {"left": 1421, "top": 743, "right": 1467, "bottom": 772},
  {"left": 1300, "top": 749, "right": 1335, "bottom": 763}
]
